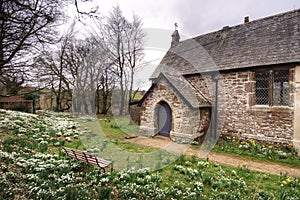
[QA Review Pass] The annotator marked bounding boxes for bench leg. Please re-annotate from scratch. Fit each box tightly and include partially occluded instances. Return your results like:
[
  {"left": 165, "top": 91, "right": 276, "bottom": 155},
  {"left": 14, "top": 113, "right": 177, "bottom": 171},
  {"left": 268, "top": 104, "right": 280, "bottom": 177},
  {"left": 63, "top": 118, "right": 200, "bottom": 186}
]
[
  {"left": 98, "top": 167, "right": 106, "bottom": 175},
  {"left": 110, "top": 163, "right": 113, "bottom": 172}
]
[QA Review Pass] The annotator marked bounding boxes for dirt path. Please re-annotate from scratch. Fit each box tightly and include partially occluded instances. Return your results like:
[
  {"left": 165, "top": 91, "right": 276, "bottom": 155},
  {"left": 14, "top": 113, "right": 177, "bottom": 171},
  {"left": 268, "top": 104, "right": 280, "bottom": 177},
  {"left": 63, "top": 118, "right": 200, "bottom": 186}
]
[{"left": 124, "top": 136, "right": 300, "bottom": 177}]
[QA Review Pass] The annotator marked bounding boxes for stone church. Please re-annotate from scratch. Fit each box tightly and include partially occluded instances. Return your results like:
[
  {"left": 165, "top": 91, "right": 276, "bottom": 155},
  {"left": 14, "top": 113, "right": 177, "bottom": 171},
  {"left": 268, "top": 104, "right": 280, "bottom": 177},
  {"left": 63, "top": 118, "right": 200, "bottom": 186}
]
[{"left": 136, "top": 9, "right": 300, "bottom": 150}]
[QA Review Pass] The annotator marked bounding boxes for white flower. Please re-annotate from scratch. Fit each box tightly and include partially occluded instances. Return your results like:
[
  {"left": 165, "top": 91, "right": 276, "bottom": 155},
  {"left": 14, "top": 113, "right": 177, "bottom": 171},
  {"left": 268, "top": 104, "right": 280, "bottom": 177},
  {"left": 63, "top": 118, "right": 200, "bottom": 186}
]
[{"left": 53, "top": 142, "right": 60, "bottom": 146}]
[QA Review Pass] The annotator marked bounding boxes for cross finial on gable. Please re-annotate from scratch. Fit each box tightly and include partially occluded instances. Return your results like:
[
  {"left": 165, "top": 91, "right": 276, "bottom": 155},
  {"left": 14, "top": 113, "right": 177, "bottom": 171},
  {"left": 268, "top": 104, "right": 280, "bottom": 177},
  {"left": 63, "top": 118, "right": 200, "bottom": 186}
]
[
  {"left": 174, "top": 22, "right": 178, "bottom": 30},
  {"left": 171, "top": 23, "right": 180, "bottom": 47}
]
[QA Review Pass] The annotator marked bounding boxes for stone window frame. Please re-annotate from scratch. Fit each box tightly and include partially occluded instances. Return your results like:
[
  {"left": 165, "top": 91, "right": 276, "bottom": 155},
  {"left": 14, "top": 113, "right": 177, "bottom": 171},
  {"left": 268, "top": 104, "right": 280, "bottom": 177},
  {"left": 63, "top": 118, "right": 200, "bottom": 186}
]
[
  {"left": 255, "top": 69, "right": 289, "bottom": 106},
  {"left": 251, "top": 66, "right": 293, "bottom": 108}
]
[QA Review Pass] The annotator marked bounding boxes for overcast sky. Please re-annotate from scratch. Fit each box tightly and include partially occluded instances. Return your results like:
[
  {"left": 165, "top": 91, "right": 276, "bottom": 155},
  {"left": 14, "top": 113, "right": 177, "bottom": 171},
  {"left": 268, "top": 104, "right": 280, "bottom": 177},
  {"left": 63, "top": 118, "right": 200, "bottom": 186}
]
[
  {"left": 73, "top": 0, "right": 300, "bottom": 89},
  {"left": 77, "top": 0, "right": 300, "bottom": 36}
]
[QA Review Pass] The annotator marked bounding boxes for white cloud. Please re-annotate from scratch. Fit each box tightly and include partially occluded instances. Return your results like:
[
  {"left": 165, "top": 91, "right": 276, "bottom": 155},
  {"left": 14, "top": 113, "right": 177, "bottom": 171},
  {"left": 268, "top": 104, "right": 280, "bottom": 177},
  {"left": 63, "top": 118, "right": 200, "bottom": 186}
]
[{"left": 70, "top": 0, "right": 300, "bottom": 89}]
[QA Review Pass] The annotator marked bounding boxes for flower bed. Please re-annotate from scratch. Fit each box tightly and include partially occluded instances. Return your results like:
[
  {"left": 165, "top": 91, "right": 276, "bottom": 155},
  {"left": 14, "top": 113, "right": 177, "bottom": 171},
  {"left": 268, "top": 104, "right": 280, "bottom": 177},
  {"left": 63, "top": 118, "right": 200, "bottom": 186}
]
[
  {"left": 213, "top": 135, "right": 300, "bottom": 166},
  {"left": 0, "top": 110, "right": 299, "bottom": 199}
]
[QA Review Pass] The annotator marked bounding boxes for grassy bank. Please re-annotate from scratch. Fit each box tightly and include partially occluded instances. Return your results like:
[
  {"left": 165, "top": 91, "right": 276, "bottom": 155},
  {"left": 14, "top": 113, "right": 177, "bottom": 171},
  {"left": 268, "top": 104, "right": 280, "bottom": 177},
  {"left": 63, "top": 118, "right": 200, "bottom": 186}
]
[{"left": 0, "top": 110, "right": 299, "bottom": 199}]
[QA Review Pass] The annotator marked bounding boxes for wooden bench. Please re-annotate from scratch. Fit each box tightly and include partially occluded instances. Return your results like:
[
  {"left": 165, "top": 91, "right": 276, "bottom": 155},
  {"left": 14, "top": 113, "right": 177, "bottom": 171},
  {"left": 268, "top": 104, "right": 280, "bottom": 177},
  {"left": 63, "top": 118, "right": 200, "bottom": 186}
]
[{"left": 63, "top": 147, "right": 113, "bottom": 173}]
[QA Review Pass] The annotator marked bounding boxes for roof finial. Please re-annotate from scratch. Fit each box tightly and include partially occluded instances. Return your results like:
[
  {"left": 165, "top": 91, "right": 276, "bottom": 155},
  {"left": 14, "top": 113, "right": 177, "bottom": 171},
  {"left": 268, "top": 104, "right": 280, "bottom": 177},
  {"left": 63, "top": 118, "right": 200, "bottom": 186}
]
[
  {"left": 174, "top": 22, "right": 178, "bottom": 30},
  {"left": 171, "top": 24, "right": 180, "bottom": 47}
]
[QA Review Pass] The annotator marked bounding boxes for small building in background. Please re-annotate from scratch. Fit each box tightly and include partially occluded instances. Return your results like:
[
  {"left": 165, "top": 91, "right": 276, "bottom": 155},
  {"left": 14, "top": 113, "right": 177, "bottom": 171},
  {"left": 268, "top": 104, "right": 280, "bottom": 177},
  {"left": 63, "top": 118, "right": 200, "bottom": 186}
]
[{"left": 0, "top": 96, "right": 33, "bottom": 113}]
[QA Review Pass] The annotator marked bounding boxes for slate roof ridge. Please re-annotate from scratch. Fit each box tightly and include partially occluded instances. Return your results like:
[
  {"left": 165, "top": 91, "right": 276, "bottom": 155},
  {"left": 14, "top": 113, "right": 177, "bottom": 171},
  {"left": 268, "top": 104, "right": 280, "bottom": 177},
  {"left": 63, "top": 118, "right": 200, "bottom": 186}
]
[
  {"left": 190, "top": 8, "right": 300, "bottom": 44},
  {"left": 150, "top": 8, "right": 300, "bottom": 78},
  {"left": 139, "top": 72, "right": 210, "bottom": 108}
]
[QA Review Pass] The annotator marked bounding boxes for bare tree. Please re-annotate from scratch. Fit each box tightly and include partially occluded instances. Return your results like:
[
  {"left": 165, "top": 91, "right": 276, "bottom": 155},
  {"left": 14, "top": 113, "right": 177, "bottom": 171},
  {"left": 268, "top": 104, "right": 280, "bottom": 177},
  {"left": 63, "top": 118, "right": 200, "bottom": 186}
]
[
  {"left": 0, "top": 0, "right": 67, "bottom": 95},
  {"left": 98, "top": 5, "right": 145, "bottom": 116},
  {"left": 34, "top": 22, "right": 77, "bottom": 109},
  {"left": 70, "top": 36, "right": 111, "bottom": 116},
  {"left": 28, "top": 3, "right": 144, "bottom": 115},
  {"left": 105, "top": 5, "right": 128, "bottom": 116},
  {"left": 74, "top": 0, "right": 99, "bottom": 18},
  {"left": 0, "top": 0, "right": 100, "bottom": 96},
  {"left": 124, "top": 15, "right": 145, "bottom": 112},
  {"left": 96, "top": 64, "right": 116, "bottom": 114}
]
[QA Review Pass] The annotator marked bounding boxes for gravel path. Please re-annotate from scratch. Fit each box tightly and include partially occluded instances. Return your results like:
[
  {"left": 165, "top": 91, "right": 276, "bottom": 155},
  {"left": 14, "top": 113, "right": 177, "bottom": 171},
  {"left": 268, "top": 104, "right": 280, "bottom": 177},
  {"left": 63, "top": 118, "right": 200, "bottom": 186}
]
[{"left": 124, "top": 136, "right": 300, "bottom": 177}]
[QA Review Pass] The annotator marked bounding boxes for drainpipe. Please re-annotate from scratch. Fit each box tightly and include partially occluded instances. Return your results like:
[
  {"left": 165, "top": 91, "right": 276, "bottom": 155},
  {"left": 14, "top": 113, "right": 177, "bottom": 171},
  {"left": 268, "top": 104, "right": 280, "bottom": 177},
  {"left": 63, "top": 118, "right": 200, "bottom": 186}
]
[{"left": 212, "top": 74, "right": 219, "bottom": 139}]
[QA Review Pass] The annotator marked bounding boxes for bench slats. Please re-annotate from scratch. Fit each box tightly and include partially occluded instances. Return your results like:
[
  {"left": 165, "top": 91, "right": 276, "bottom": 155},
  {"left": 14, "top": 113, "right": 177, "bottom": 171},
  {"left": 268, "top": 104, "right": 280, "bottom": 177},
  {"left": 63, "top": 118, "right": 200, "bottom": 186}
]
[
  {"left": 65, "top": 153, "right": 111, "bottom": 166},
  {"left": 63, "top": 147, "right": 113, "bottom": 172}
]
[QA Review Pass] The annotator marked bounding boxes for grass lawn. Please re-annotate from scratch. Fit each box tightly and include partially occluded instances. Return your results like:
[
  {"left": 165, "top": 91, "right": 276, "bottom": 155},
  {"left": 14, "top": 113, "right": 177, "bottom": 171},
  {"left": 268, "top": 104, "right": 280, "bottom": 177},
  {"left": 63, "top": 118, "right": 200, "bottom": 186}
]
[
  {"left": 160, "top": 155, "right": 298, "bottom": 199},
  {"left": 69, "top": 117, "right": 178, "bottom": 170},
  {"left": 1, "top": 110, "right": 299, "bottom": 199},
  {"left": 97, "top": 116, "right": 300, "bottom": 167},
  {"left": 132, "top": 91, "right": 143, "bottom": 101}
]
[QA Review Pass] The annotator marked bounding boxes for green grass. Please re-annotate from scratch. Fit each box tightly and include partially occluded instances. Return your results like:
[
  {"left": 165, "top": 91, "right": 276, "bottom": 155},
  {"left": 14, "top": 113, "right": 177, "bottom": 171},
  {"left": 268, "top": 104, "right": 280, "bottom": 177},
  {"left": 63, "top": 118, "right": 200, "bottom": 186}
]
[
  {"left": 98, "top": 117, "right": 139, "bottom": 138},
  {"left": 211, "top": 136, "right": 300, "bottom": 167},
  {"left": 1, "top": 110, "right": 299, "bottom": 199},
  {"left": 132, "top": 91, "right": 143, "bottom": 101},
  {"left": 98, "top": 117, "right": 300, "bottom": 168},
  {"left": 80, "top": 117, "right": 152, "bottom": 153},
  {"left": 75, "top": 118, "right": 177, "bottom": 170},
  {"left": 64, "top": 138, "right": 85, "bottom": 150},
  {"left": 97, "top": 116, "right": 157, "bottom": 153},
  {"left": 159, "top": 155, "right": 299, "bottom": 199}
]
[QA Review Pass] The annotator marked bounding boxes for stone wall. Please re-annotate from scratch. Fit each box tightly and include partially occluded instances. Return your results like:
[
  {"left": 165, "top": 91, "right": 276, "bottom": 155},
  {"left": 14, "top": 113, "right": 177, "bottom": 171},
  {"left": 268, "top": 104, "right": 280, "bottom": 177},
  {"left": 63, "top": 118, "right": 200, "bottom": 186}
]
[
  {"left": 129, "top": 103, "right": 141, "bottom": 125},
  {"left": 140, "top": 78, "right": 209, "bottom": 143},
  {"left": 0, "top": 96, "right": 33, "bottom": 113},
  {"left": 39, "top": 89, "right": 72, "bottom": 111},
  {"left": 141, "top": 65, "right": 296, "bottom": 145},
  {"left": 186, "top": 66, "right": 295, "bottom": 144},
  {"left": 0, "top": 101, "right": 33, "bottom": 113}
]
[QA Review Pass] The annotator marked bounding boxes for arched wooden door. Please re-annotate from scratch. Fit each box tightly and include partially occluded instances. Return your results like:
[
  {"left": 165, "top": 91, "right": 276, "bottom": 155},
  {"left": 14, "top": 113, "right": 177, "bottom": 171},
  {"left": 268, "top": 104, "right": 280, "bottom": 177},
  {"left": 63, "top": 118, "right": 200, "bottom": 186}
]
[{"left": 157, "top": 102, "right": 172, "bottom": 137}]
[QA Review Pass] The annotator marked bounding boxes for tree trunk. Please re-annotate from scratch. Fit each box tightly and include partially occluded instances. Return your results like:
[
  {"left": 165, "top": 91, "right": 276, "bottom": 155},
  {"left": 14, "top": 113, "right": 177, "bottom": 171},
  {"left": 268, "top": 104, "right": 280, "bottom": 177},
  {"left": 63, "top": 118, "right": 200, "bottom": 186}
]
[
  {"left": 119, "top": 75, "right": 125, "bottom": 116},
  {"left": 128, "top": 68, "right": 134, "bottom": 113},
  {"left": 96, "top": 86, "right": 100, "bottom": 115},
  {"left": 56, "top": 53, "right": 64, "bottom": 112}
]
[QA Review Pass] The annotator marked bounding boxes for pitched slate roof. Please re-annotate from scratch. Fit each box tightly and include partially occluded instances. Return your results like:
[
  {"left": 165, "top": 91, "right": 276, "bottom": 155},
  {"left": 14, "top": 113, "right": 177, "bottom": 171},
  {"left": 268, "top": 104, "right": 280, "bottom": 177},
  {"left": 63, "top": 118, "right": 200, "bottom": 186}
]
[
  {"left": 138, "top": 73, "right": 210, "bottom": 108},
  {"left": 151, "top": 9, "right": 300, "bottom": 78},
  {"left": 162, "top": 73, "right": 210, "bottom": 108}
]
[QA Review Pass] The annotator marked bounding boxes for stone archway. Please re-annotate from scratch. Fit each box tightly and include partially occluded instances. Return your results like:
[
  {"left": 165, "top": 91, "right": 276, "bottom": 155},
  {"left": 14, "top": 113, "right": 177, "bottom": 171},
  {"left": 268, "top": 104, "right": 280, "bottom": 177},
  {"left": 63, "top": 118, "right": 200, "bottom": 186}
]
[{"left": 157, "top": 101, "right": 172, "bottom": 137}]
